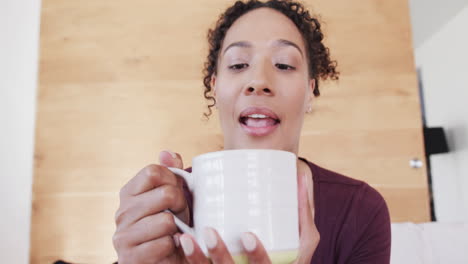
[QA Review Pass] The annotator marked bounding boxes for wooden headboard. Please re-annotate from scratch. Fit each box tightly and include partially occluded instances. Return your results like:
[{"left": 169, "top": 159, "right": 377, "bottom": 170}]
[{"left": 31, "top": 0, "right": 429, "bottom": 263}]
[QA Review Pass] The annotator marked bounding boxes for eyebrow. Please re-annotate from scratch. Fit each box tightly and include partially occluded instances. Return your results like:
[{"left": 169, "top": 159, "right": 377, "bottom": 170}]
[
  {"left": 222, "top": 39, "right": 304, "bottom": 58},
  {"left": 274, "top": 39, "right": 304, "bottom": 58},
  {"left": 223, "top": 41, "right": 252, "bottom": 55}
]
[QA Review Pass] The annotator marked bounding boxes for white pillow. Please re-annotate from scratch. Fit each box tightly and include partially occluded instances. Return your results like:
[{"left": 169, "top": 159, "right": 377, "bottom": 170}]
[
  {"left": 391, "top": 222, "right": 435, "bottom": 264},
  {"left": 420, "top": 222, "right": 468, "bottom": 264},
  {"left": 391, "top": 222, "right": 468, "bottom": 264}
]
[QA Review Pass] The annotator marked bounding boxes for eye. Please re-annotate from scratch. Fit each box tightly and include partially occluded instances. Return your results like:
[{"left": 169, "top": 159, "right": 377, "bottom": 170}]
[
  {"left": 275, "top": 63, "right": 296, "bottom": 71},
  {"left": 228, "top": 63, "right": 249, "bottom": 70}
]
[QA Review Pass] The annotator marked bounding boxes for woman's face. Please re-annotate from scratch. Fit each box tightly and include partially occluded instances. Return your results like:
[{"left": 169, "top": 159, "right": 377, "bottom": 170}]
[{"left": 212, "top": 8, "right": 315, "bottom": 154}]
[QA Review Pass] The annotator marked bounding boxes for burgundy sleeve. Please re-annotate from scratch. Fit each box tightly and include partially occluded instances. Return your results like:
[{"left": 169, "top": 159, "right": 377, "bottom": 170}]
[{"left": 346, "top": 184, "right": 392, "bottom": 264}]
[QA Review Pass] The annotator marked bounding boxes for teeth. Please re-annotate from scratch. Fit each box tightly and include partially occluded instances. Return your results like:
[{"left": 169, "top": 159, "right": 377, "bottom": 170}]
[{"left": 247, "top": 114, "right": 268, "bottom": 119}]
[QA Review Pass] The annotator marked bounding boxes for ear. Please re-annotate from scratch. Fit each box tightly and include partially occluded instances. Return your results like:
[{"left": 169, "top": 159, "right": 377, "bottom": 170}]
[{"left": 211, "top": 74, "right": 217, "bottom": 96}]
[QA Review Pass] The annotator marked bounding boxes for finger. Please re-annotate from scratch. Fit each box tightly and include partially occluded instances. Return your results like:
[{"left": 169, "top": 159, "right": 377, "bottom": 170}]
[
  {"left": 180, "top": 234, "right": 211, "bottom": 264},
  {"left": 159, "top": 150, "right": 184, "bottom": 169},
  {"left": 121, "top": 212, "right": 179, "bottom": 246},
  {"left": 132, "top": 235, "right": 176, "bottom": 263},
  {"left": 241, "top": 232, "right": 271, "bottom": 264},
  {"left": 159, "top": 151, "right": 187, "bottom": 189},
  {"left": 159, "top": 253, "right": 183, "bottom": 264},
  {"left": 121, "top": 164, "right": 178, "bottom": 197},
  {"left": 116, "top": 184, "right": 187, "bottom": 227},
  {"left": 203, "top": 227, "right": 235, "bottom": 264},
  {"left": 296, "top": 172, "right": 320, "bottom": 263},
  {"left": 173, "top": 233, "right": 182, "bottom": 248},
  {"left": 162, "top": 246, "right": 187, "bottom": 263}
]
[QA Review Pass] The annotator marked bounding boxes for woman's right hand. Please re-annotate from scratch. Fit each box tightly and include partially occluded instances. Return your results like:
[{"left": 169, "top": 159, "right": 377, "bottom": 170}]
[{"left": 113, "top": 151, "right": 190, "bottom": 264}]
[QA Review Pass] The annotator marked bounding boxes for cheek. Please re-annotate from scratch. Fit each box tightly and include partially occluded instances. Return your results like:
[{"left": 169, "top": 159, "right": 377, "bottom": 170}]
[
  {"left": 215, "top": 80, "right": 238, "bottom": 117},
  {"left": 286, "top": 93, "right": 307, "bottom": 130},
  {"left": 218, "top": 96, "right": 234, "bottom": 116},
  {"left": 281, "top": 81, "right": 309, "bottom": 110}
]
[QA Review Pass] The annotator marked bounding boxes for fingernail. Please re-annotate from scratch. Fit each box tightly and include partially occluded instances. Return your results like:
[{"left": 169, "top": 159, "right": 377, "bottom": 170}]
[
  {"left": 173, "top": 235, "right": 180, "bottom": 248},
  {"left": 241, "top": 232, "right": 256, "bottom": 252},
  {"left": 203, "top": 227, "right": 218, "bottom": 249},
  {"left": 180, "top": 235, "right": 194, "bottom": 256},
  {"left": 164, "top": 150, "right": 177, "bottom": 159}
]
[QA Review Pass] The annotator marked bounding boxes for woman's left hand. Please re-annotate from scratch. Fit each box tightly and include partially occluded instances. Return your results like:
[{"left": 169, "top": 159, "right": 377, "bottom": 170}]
[{"left": 178, "top": 228, "right": 270, "bottom": 264}]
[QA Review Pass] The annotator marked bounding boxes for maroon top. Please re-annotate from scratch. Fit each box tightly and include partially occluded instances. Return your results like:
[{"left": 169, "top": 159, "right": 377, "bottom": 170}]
[{"left": 184, "top": 158, "right": 391, "bottom": 264}]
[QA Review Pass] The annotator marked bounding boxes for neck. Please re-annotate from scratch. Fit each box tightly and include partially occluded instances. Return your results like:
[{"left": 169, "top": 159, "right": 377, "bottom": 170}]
[{"left": 297, "top": 157, "right": 312, "bottom": 177}]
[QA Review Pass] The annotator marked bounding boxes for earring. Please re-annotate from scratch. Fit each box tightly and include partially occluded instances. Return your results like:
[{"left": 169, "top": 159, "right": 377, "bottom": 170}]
[{"left": 306, "top": 105, "right": 312, "bottom": 113}]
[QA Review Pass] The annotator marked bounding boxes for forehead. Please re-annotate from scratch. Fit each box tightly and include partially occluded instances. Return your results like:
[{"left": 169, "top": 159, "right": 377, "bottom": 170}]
[{"left": 221, "top": 8, "right": 305, "bottom": 52}]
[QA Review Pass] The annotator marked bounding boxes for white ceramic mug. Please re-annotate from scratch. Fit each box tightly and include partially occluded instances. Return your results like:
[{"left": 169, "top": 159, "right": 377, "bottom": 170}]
[{"left": 167, "top": 149, "right": 299, "bottom": 264}]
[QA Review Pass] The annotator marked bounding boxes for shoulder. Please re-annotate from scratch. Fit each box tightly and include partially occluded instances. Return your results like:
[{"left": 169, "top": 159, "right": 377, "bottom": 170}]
[
  {"left": 306, "top": 158, "right": 364, "bottom": 187},
  {"left": 305, "top": 158, "right": 386, "bottom": 207},
  {"left": 303, "top": 158, "right": 389, "bottom": 226},
  {"left": 304, "top": 159, "right": 391, "bottom": 262}
]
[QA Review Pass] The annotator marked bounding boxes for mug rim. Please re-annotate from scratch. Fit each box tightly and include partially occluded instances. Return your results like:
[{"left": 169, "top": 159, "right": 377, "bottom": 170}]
[{"left": 193, "top": 148, "right": 297, "bottom": 163}]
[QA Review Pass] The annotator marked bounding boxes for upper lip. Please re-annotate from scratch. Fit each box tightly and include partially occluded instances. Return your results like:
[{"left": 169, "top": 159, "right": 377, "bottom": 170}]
[{"left": 239, "top": 107, "right": 280, "bottom": 122}]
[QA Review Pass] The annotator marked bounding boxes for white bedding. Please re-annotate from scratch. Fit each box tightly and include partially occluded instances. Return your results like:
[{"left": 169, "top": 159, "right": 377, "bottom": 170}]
[{"left": 391, "top": 222, "right": 468, "bottom": 264}]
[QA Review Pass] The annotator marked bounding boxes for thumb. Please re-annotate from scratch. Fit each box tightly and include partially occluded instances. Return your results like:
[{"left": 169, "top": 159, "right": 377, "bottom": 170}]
[
  {"left": 160, "top": 151, "right": 190, "bottom": 224},
  {"left": 159, "top": 150, "right": 184, "bottom": 169}
]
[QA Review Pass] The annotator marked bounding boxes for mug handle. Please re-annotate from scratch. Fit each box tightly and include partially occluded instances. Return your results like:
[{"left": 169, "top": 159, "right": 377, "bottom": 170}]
[{"left": 165, "top": 167, "right": 195, "bottom": 237}]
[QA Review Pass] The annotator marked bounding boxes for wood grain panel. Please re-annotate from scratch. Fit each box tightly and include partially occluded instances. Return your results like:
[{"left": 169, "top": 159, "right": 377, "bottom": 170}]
[
  {"left": 380, "top": 187, "right": 431, "bottom": 222},
  {"left": 32, "top": 0, "right": 428, "bottom": 263},
  {"left": 30, "top": 194, "right": 118, "bottom": 264}
]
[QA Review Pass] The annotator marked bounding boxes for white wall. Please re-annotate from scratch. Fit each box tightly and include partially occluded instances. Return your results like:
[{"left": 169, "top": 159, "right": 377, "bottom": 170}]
[
  {"left": 409, "top": 0, "right": 468, "bottom": 49},
  {"left": 0, "top": 0, "right": 41, "bottom": 263},
  {"left": 410, "top": 4, "right": 468, "bottom": 222}
]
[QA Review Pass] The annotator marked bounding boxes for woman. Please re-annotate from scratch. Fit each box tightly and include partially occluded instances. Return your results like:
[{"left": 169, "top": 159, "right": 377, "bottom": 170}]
[{"left": 112, "top": 0, "right": 391, "bottom": 263}]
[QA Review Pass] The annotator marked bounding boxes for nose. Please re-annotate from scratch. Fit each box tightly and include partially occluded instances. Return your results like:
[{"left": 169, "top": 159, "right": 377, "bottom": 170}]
[
  {"left": 245, "top": 85, "right": 273, "bottom": 96},
  {"left": 243, "top": 62, "right": 275, "bottom": 96}
]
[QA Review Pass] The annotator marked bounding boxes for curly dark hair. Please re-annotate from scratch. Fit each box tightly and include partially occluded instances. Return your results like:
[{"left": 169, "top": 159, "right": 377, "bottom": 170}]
[{"left": 202, "top": 0, "right": 339, "bottom": 117}]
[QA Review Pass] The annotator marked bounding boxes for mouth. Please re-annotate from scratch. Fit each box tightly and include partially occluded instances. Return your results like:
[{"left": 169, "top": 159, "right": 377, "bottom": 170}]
[{"left": 238, "top": 107, "right": 281, "bottom": 137}]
